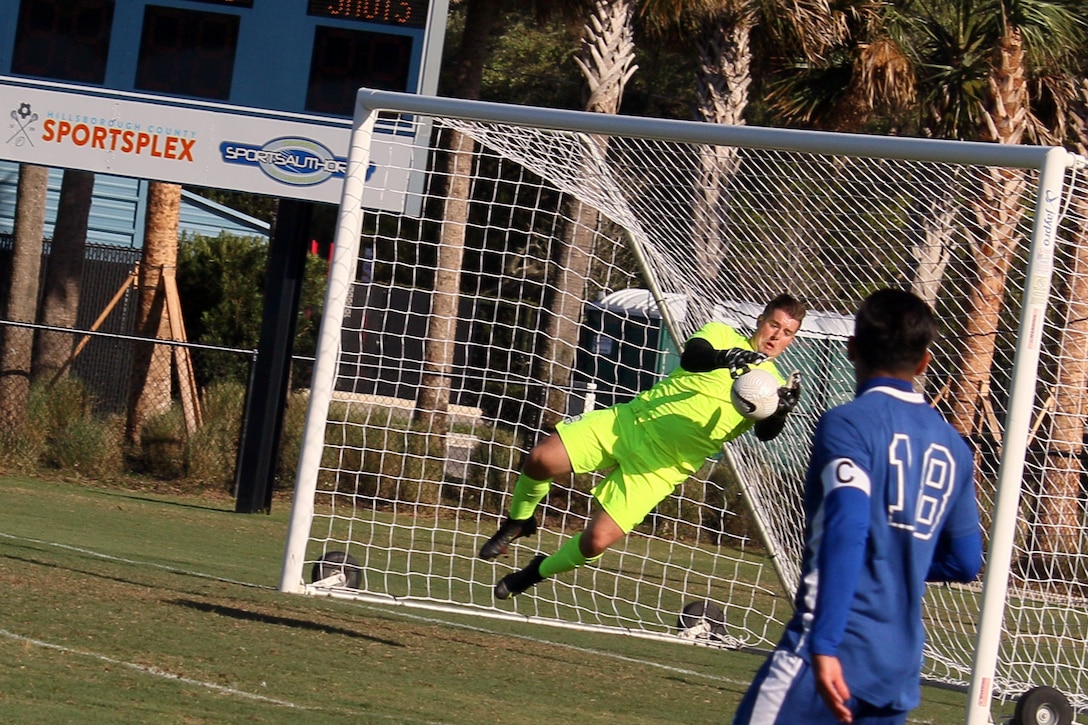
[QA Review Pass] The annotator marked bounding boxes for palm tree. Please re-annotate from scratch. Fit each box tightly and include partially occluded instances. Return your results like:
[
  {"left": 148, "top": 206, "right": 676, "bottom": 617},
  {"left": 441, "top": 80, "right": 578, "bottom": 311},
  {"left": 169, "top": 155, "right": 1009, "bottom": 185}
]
[
  {"left": 763, "top": 3, "right": 970, "bottom": 311},
  {"left": 766, "top": 0, "right": 1084, "bottom": 437},
  {"left": 34, "top": 169, "right": 94, "bottom": 382},
  {"left": 415, "top": 0, "right": 503, "bottom": 438},
  {"left": 126, "top": 181, "right": 181, "bottom": 445},
  {"left": 766, "top": 0, "right": 1086, "bottom": 564},
  {"left": 641, "top": 0, "right": 844, "bottom": 288},
  {"left": 897, "top": 0, "right": 1085, "bottom": 439},
  {"left": 1033, "top": 80, "right": 1088, "bottom": 565},
  {"left": 536, "top": 0, "right": 638, "bottom": 430},
  {"left": 0, "top": 164, "right": 48, "bottom": 432},
  {"left": 760, "top": 4, "right": 958, "bottom": 311},
  {"left": 418, "top": 0, "right": 638, "bottom": 438}
]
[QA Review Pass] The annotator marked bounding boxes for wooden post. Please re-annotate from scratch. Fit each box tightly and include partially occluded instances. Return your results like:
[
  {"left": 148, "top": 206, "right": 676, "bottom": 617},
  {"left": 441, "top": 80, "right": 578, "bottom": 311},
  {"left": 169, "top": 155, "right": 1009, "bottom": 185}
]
[
  {"left": 49, "top": 265, "right": 140, "bottom": 387},
  {"left": 161, "top": 266, "right": 202, "bottom": 434},
  {"left": 52, "top": 262, "right": 203, "bottom": 436}
]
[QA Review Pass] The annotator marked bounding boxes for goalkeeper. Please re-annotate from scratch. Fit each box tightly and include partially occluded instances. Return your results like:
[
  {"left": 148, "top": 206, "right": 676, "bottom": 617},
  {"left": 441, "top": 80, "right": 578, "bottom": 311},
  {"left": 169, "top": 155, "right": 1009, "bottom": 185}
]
[{"left": 479, "top": 294, "right": 807, "bottom": 600}]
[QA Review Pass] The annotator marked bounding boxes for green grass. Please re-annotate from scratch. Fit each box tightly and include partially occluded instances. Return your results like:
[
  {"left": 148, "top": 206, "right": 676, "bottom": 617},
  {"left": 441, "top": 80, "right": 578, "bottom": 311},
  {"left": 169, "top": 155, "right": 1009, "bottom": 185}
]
[{"left": 0, "top": 474, "right": 980, "bottom": 723}]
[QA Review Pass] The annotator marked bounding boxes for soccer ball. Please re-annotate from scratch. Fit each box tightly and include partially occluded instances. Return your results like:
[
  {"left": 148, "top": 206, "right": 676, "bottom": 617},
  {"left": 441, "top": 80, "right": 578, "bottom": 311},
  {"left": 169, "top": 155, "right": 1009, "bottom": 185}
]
[{"left": 730, "top": 369, "right": 780, "bottom": 421}]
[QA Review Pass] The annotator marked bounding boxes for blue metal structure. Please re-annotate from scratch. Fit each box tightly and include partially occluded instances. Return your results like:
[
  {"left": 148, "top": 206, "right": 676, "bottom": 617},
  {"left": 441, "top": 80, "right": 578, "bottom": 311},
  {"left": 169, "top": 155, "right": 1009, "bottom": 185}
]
[{"left": 0, "top": 161, "right": 269, "bottom": 246}]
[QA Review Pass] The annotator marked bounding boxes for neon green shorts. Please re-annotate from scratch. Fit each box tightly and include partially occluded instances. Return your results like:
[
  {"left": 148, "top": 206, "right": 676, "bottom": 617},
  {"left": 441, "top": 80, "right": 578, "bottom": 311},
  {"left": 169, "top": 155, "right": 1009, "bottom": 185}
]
[{"left": 555, "top": 405, "right": 691, "bottom": 533}]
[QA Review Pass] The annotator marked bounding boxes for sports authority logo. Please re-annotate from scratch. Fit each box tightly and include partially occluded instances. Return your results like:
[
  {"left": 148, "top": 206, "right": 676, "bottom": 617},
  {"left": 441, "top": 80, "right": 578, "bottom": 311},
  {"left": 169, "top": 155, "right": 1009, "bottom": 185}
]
[
  {"left": 6, "top": 102, "right": 38, "bottom": 148},
  {"left": 220, "top": 137, "right": 350, "bottom": 186}
]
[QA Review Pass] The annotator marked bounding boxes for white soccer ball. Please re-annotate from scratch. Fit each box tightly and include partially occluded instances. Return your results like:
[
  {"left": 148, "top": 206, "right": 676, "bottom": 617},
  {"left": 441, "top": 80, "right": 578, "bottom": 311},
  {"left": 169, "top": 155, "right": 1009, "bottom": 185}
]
[{"left": 730, "top": 369, "right": 780, "bottom": 421}]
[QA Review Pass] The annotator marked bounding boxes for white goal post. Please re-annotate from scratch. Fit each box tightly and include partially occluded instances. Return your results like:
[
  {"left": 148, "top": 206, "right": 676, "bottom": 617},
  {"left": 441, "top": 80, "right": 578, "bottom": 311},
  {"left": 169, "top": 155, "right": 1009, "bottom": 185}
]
[{"left": 281, "top": 88, "right": 1088, "bottom": 724}]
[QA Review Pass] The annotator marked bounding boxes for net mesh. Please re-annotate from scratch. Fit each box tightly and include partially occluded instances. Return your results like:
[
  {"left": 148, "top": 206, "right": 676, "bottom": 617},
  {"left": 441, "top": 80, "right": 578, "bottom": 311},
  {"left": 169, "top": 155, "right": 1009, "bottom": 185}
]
[{"left": 289, "top": 107, "right": 1088, "bottom": 712}]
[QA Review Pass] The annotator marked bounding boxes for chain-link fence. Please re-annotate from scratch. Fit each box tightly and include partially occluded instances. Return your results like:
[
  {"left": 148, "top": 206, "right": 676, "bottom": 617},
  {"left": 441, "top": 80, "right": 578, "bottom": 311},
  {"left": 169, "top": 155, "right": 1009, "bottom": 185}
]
[{"left": 0, "top": 234, "right": 287, "bottom": 487}]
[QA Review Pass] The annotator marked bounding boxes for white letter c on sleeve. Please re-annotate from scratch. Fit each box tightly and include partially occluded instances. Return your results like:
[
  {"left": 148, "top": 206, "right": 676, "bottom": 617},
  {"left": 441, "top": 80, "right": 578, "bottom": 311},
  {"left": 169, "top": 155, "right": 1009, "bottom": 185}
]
[{"left": 822, "top": 457, "right": 871, "bottom": 496}]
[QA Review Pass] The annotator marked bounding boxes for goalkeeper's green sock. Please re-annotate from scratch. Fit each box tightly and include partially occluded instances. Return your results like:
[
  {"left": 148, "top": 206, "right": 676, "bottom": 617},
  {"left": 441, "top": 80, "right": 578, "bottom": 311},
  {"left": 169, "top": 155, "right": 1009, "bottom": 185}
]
[
  {"left": 539, "top": 533, "right": 601, "bottom": 578},
  {"left": 508, "top": 472, "right": 551, "bottom": 520}
]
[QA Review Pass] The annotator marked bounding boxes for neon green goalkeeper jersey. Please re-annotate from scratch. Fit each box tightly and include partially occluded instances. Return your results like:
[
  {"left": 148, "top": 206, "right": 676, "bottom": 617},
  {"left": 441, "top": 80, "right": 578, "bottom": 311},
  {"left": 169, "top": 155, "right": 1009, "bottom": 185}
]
[{"left": 625, "top": 321, "right": 784, "bottom": 473}]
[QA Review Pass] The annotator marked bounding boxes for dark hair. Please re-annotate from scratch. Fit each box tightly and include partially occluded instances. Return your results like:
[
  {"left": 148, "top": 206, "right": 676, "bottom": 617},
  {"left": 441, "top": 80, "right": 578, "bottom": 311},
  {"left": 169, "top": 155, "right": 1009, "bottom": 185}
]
[
  {"left": 761, "top": 294, "right": 807, "bottom": 324},
  {"left": 853, "top": 288, "right": 937, "bottom": 373}
]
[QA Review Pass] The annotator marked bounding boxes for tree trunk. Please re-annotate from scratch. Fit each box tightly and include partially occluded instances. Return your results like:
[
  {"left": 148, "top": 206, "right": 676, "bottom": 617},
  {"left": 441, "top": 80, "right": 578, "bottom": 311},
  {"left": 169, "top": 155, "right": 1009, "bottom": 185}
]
[
  {"left": 1031, "top": 81, "right": 1088, "bottom": 565},
  {"left": 1035, "top": 198, "right": 1088, "bottom": 563},
  {"left": 696, "top": 13, "right": 752, "bottom": 128},
  {"left": 412, "top": 0, "right": 500, "bottom": 504},
  {"left": 34, "top": 169, "right": 94, "bottom": 382},
  {"left": 538, "top": 198, "right": 599, "bottom": 430},
  {"left": 126, "top": 181, "right": 180, "bottom": 445},
  {"left": 947, "top": 27, "right": 1029, "bottom": 438},
  {"left": 536, "top": 0, "right": 636, "bottom": 430},
  {"left": 909, "top": 185, "right": 956, "bottom": 308},
  {"left": 416, "top": 128, "right": 472, "bottom": 437},
  {"left": 414, "top": 0, "right": 500, "bottom": 435},
  {"left": 692, "top": 13, "right": 751, "bottom": 284},
  {"left": 947, "top": 166, "right": 1026, "bottom": 438},
  {"left": 574, "top": 0, "right": 637, "bottom": 116},
  {"left": 0, "top": 164, "right": 48, "bottom": 432}
]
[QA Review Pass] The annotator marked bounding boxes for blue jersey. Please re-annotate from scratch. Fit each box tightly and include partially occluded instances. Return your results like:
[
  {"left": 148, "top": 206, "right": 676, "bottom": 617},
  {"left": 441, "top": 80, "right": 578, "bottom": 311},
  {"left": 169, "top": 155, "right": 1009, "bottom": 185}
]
[{"left": 780, "top": 377, "right": 982, "bottom": 711}]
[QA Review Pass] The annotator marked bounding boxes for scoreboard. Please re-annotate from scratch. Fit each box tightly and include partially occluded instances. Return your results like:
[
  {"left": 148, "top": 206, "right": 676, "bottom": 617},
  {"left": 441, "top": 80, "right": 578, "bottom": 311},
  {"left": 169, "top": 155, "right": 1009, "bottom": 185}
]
[
  {"left": 2, "top": 0, "right": 434, "bottom": 116},
  {"left": 0, "top": 0, "right": 448, "bottom": 206}
]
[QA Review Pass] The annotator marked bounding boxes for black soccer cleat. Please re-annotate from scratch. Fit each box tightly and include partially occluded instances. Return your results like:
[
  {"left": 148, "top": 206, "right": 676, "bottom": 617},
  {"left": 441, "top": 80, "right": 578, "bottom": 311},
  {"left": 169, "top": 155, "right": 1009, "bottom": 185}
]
[
  {"left": 494, "top": 554, "right": 547, "bottom": 600},
  {"left": 478, "top": 515, "right": 538, "bottom": 560}
]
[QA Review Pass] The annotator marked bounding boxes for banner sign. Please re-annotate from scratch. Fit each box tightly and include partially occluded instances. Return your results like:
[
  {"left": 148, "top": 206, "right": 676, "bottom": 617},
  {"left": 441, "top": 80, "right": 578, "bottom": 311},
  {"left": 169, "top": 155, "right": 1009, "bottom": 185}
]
[{"left": 1, "top": 79, "right": 416, "bottom": 210}]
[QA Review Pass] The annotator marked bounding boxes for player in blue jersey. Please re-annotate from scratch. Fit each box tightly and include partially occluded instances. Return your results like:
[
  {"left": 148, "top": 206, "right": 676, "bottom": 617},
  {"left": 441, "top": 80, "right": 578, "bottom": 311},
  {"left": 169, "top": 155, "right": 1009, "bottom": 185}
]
[{"left": 732, "top": 288, "right": 983, "bottom": 725}]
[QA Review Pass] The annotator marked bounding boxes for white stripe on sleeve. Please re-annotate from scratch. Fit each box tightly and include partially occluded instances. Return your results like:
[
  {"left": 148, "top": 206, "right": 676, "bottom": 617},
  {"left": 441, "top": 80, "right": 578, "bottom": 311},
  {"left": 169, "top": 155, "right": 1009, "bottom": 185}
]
[{"left": 821, "top": 457, "right": 871, "bottom": 496}]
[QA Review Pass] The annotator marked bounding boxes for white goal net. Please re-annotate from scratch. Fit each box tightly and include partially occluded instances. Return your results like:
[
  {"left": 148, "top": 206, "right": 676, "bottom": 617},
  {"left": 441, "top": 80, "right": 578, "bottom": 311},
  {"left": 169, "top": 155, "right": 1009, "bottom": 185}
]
[{"left": 281, "top": 90, "right": 1088, "bottom": 721}]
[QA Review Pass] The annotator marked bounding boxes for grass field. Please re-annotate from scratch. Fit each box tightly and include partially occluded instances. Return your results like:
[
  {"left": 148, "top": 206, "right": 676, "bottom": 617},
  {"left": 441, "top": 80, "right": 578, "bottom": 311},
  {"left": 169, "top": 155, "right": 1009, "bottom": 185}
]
[{"left": 0, "top": 473, "right": 980, "bottom": 724}]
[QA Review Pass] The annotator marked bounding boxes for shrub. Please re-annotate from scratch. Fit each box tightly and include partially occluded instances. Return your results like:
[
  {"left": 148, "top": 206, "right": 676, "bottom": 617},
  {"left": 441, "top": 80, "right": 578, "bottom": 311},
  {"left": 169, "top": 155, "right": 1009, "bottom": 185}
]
[
  {"left": 0, "top": 379, "right": 123, "bottom": 477},
  {"left": 185, "top": 381, "right": 246, "bottom": 489},
  {"left": 0, "top": 383, "right": 54, "bottom": 470},
  {"left": 275, "top": 390, "right": 311, "bottom": 489},
  {"left": 177, "top": 232, "right": 270, "bottom": 387},
  {"left": 46, "top": 414, "right": 123, "bottom": 478},
  {"left": 177, "top": 232, "right": 327, "bottom": 390},
  {"left": 312, "top": 402, "right": 518, "bottom": 515},
  {"left": 460, "top": 425, "right": 522, "bottom": 515},
  {"left": 139, "top": 405, "right": 187, "bottom": 479},
  {"left": 702, "top": 460, "right": 761, "bottom": 545}
]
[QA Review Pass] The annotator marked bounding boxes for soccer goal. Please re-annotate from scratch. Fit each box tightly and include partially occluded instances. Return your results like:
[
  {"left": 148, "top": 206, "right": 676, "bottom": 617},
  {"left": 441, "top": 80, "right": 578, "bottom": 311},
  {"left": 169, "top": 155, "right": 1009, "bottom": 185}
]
[{"left": 280, "top": 88, "right": 1088, "bottom": 724}]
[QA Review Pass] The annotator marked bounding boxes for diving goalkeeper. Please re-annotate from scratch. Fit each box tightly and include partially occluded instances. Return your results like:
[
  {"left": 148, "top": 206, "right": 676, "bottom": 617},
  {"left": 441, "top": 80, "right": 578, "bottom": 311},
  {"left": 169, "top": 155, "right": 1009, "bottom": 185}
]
[{"left": 479, "top": 293, "right": 807, "bottom": 600}]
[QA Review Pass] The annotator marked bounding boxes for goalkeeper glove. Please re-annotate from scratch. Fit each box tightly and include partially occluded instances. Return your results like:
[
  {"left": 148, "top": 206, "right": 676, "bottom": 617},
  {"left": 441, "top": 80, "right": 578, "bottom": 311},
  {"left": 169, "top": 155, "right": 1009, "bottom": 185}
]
[
  {"left": 754, "top": 371, "right": 801, "bottom": 442},
  {"left": 714, "top": 348, "right": 767, "bottom": 372},
  {"left": 773, "top": 370, "right": 802, "bottom": 418}
]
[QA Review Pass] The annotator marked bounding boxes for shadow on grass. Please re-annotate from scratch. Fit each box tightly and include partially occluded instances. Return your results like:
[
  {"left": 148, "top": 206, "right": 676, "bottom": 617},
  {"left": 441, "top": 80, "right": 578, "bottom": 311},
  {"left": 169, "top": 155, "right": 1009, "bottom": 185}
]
[
  {"left": 82, "top": 486, "right": 240, "bottom": 514},
  {"left": 169, "top": 598, "right": 405, "bottom": 647}
]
